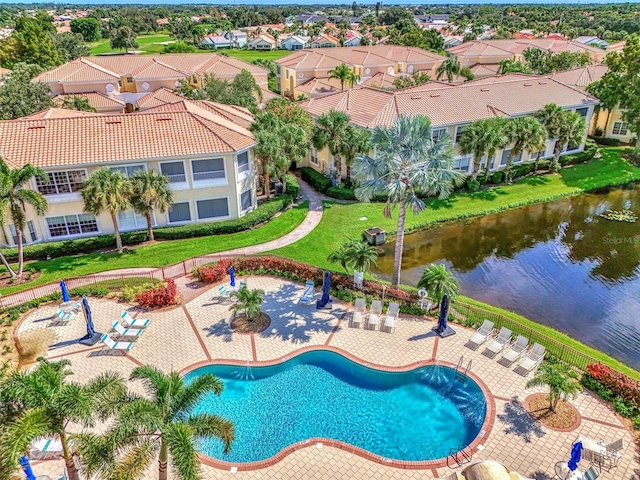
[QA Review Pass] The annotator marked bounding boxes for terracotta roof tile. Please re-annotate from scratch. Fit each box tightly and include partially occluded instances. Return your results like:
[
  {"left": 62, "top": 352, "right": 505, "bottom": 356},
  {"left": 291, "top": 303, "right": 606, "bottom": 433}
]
[
  {"left": 136, "top": 87, "right": 186, "bottom": 109},
  {"left": 20, "top": 108, "right": 103, "bottom": 120},
  {"left": 447, "top": 39, "right": 605, "bottom": 60},
  {"left": 550, "top": 64, "right": 608, "bottom": 88},
  {"left": 53, "top": 92, "right": 126, "bottom": 110}
]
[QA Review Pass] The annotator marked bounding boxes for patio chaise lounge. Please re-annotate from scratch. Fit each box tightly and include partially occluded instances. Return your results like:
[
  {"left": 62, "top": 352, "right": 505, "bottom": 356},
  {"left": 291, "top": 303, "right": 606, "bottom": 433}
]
[
  {"left": 500, "top": 335, "right": 529, "bottom": 366},
  {"left": 583, "top": 466, "right": 599, "bottom": 480},
  {"left": 367, "top": 300, "right": 382, "bottom": 330},
  {"left": 299, "top": 281, "right": 315, "bottom": 304},
  {"left": 516, "top": 343, "right": 546, "bottom": 374},
  {"left": 484, "top": 327, "right": 512, "bottom": 357},
  {"left": 467, "top": 320, "right": 495, "bottom": 350},
  {"left": 383, "top": 302, "right": 400, "bottom": 333},
  {"left": 218, "top": 285, "right": 231, "bottom": 297},
  {"left": 112, "top": 321, "right": 144, "bottom": 338},
  {"left": 352, "top": 298, "right": 366, "bottom": 328},
  {"left": 56, "top": 310, "right": 74, "bottom": 322},
  {"left": 29, "top": 437, "right": 63, "bottom": 459},
  {"left": 100, "top": 334, "right": 134, "bottom": 354},
  {"left": 121, "top": 311, "right": 150, "bottom": 328}
]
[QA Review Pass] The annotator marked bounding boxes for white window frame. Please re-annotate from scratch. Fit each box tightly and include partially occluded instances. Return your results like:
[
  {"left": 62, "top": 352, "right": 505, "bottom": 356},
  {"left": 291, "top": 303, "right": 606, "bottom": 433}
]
[
  {"left": 453, "top": 155, "right": 471, "bottom": 172},
  {"left": 191, "top": 158, "right": 227, "bottom": 188},
  {"left": 612, "top": 121, "right": 629, "bottom": 136},
  {"left": 240, "top": 190, "right": 253, "bottom": 212},
  {"left": 195, "top": 197, "right": 230, "bottom": 221},
  {"left": 237, "top": 151, "right": 250, "bottom": 177},
  {"left": 159, "top": 161, "right": 188, "bottom": 190},
  {"left": 455, "top": 125, "right": 466, "bottom": 144},
  {"left": 575, "top": 107, "right": 589, "bottom": 118},
  {"left": 35, "top": 168, "right": 88, "bottom": 200},
  {"left": 117, "top": 210, "right": 154, "bottom": 232},
  {"left": 45, "top": 213, "right": 100, "bottom": 239},
  {"left": 110, "top": 164, "right": 146, "bottom": 178},
  {"left": 432, "top": 128, "right": 446, "bottom": 142},
  {"left": 167, "top": 201, "right": 192, "bottom": 224},
  {"left": 310, "top": 147, "right": 319, "bottom": 165}
]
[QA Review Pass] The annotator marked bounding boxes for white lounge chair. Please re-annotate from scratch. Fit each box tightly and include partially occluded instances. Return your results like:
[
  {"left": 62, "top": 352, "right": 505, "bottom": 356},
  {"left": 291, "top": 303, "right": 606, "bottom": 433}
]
[
  {"left": 352, "top": 298, "right": 366, "bottom": 328},
  {"left": 383, "top": 302, "right": 400, "bottom": 333},
  {"left": 583, "top": 466, "right": 599, "bottom": 480},
  {"left": 367, "top": 300, "right": 382, "bottom": 330},
  {"left": 467, "top": 320, "right": 495, "bottom": 349},
  {"left": 112, "top": 321, "right": 144, "bottom": 338},
  {"left": 100, "top": 334, "right": 134, "bottom": 354},
  {"left": 121, "top": 311, "right": 150, "bottom": 328},
  {"left": 56, "top": 310, "right": 73, "bottom": 321},
  {"left": 484, "top": 327, "right": 512, "bottom": 357},
  {"left": 30, "top": 438, "right": 63, "bottom": 459},
  {"left": 218, "top": 285, "right": 231, "bottom": 297},
  {"left": 299, "top": 281, "right": 315, "bottom": 304},
  {"left": 516, "top": 343, "right": 546, "bottom": 374},
  {"left": 500, "top": 335, "right": 529, "bottom": 366}
]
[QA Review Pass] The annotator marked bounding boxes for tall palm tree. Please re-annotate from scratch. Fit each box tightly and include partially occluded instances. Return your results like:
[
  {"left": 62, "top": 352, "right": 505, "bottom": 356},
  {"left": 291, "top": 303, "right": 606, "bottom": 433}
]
[
  {"left": 327, "top": 239, "right": 378, "bottom": 274},
  {"left": 312, "top": 110, "right": 352, "bottom": 176},
  {"left": 230, "top": 286, "right": 265, "bottom": 321},
  {"left": 535, "top": 104, "right": 585, "bottom": 173},
  {"left": 457, "top": 118, "right": 508, "bottom": 180},
  {"left": 77, "top": 366, "right": 234, "bottom": 480},
  {"left": 0, "top": 359, "right": 126, "bottom": 480},
  {"left": 129, "top": 170, "right": 174, "bottom": 242},
  {"left": 0, "top": 160, "right": 48, "bottom": 278},
  {"left": 353, "top": 114, "right": 465, "bottom": 287},
  {"left": 503, "top": 116, "right": 548, "bottom": 182},
  {"left": 82, "top": 168, "right": 131, "bottom": 253},
  {"left": 586, "top": 80, "right": 619, "bottom": 136},
  {"left": 417, "top": 263, "right": 460, "bottom": 308},
  {"left": 436, "top": 58, "right": 460, "bottom": 83},
  {"left": 340, "top": 126, "right": 370, "bottom": 180},
  {"left": 327, "top": 63, "right": 355, "bottom": 91},
  {"left": 526, "top": 362, "right": 581, "bottom": 412}
]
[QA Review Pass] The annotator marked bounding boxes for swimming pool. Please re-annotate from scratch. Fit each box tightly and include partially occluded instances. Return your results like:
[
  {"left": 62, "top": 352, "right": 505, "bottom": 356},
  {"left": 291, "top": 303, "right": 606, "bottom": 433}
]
[{"left": 185, "top": 350, "right": 487, "bottom": 464}]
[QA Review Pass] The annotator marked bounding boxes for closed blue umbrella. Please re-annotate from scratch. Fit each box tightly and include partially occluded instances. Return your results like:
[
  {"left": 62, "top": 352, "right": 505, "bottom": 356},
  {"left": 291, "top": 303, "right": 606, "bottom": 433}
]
[
  {"left": 437, "top": 294, "right": 450, "bottom": 333},
  {"left": 19, "top": 456, "right": 36, "bottom": 480},
  {"left": 568, "top": 441, "right": 583, "bottom": 471},
  {"left": 229, "top": 266, "right": 236, "bottom": 288},
  {"left": 82, "top": 296, "right": 95, "bottom": 337},
  {"left": 317, "top": 272, "right": 331, "bottom": 309},
  {"left": 60, "top": 280, "right": 70, "bottom": 302}
]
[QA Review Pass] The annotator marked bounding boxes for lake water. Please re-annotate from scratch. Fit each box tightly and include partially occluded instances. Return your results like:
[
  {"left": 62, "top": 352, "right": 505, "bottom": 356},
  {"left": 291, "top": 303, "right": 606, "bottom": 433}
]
[{"left": 372, "top": 183, "right": 640, "bottom": 371}]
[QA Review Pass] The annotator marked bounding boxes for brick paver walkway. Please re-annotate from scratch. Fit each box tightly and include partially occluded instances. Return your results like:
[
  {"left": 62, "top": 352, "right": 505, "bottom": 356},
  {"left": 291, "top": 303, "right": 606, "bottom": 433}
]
[{"left": 18, "top": 277, "right": 639, "bottom": 480}]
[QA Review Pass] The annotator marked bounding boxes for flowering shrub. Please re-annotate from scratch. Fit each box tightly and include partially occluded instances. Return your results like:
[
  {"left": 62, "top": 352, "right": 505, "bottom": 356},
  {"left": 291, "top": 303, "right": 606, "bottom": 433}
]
[
  {"left": 584, "top": 363, "right": 640, "bottom": 408},
  {"left": 136, "top": 279, "right": 178, "bottom": 308}
]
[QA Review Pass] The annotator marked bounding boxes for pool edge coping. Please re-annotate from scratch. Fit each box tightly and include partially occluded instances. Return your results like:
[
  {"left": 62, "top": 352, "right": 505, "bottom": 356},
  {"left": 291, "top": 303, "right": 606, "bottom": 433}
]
[{"left": 180, "top": 345, "right": 496, "bottom": 472}]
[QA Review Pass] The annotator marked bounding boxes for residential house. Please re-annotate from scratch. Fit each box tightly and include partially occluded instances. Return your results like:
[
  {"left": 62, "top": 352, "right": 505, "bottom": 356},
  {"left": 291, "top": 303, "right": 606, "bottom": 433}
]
[
  {"left": 311, "top": 34, "right": 341, "bottom": 48},
  {"left": 53, "top": 92, "right": 126, "bottom": 114},
  {"left": 606, "top": 40, "right": 626, "bottom": 52},
  {"left": 343, "top": 31, "right": 362, "bottom": 47},
  {"left": 300, "top": 74, "right": 597, "bottom": 177},
  {"left": 574, "top": 36, "right": 608, "bottom": 49},
  {"left": 443, "top": 35, "right": 464, "bottom": 48},
  {"left": 551, "top": 64, "right": 633, "bottom": 143},
  {"left": 248, "top": 34, "right": 278, "bottom": 50},
  {"left": 200, "top": 35, "right": 233, "bottom": 49},
  {"left": 281, "top": 35, "right": 310, "bottom": 51},
  {"left": 275, "top": 45, "right": 446, "bottom": 98},
  {"left": 414, "top": 14, "right": 450, "bottom": 24},
  {"left": 288, "top": 13, "right": 329, "bottom": 25},
  {"left": 0, "top": 101, "right": 258, "bottom": 248}
]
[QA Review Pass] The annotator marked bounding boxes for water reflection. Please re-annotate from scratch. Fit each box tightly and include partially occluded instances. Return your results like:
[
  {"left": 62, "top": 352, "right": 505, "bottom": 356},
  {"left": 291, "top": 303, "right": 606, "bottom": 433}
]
[{"left": 372, "top": 184, "right": 640, "bottom": 369}]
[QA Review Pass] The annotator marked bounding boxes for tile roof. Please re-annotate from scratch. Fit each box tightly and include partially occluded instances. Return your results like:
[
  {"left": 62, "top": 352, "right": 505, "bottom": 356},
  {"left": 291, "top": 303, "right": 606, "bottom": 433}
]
[
  {"left": 361, "top": 72, "right": 396, "bottom": 90},
  {"left": 35, "top": 54, "right": 267, "bottom": 85},
  {"left": 53, "top": 92, "right": 126, "bottom": 110},
  {"left": 301, "top": 75, "right": 597, "bottom": 129},
  {"left": 275, "top": 45, "right": 446, "bottom": 70},
  {"left": 136, "top": 87, "right": 186, "bottom": 109},
  {"left": 140, "top": 99, "right": 254, "bottom": 129},
  {"left": 296, "top": 77, "right": 343, "bottom": 97},
  {"left": 447, "top": 39, "right": 605, "bottom": 60},
  {"left": 549, "top": 64, "right": 608, "bottom": 88},
  {"left": 20, "top": 108, "right": 103, "bottom": 120},
  {"left": 0, "top": 103, "right": 256, "bottom": 169},
  {"left": 606, "top": 40, "right": 626, "bottom": 52}
]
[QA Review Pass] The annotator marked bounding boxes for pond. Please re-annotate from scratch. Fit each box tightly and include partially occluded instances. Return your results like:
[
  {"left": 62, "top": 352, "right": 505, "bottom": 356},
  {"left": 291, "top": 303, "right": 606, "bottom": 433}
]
[{"left": 372, "top": 183, "right": 640, "bottom": 370}]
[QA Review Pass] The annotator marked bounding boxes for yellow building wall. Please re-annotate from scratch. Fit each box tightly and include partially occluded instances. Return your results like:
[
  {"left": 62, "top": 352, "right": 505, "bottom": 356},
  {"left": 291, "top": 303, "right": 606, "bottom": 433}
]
[
  {"left": 61, "top": 80, "right": 120, "bottom": 95},
  {"left": 592, "top": 106, "right": 634, "bottom": 143}
]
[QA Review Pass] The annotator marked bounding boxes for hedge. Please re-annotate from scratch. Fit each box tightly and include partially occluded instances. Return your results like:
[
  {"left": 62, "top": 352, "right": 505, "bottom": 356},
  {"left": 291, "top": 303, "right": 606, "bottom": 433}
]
[
  {"left": 285, "top": 175, "right": 299, "bottom": 199},
  {"left": 300, "top": 167, "right": 332, "bottom": 193},
  {"left": 326, "top": 186, "right": 357, "bottom": 200},
  {"left": 1, "top": 191, "right": 298, "bottom": 261},
  {"left": 589, "top": 136, "right": 622, "bottom": 147},
  {"left": 582, "top": 363, "right": 640, "bottom": 428},
  {"left": 558, "top": 140, "right": 598, "bottom": 166}
]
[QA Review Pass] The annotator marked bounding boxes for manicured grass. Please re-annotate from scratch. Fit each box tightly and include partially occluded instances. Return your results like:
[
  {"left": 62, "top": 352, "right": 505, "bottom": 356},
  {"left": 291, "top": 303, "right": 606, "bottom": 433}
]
[
  {"left": 88, "top": 34, "right": 174, "bottom": 55},
  {"left": 223, "top": 49, "right": 293, "bottom": 62},
  {"left": 1, "top": 202, "right": 308, "bottom": 295},
  {"left": 274, "top": 149, "right": 640, "bottom": 271}
]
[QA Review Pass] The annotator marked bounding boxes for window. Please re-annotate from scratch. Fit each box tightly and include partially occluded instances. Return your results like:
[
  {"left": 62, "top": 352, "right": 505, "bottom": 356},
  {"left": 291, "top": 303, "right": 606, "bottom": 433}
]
[
  {"left": 432, "top": 128, "right": 446, "bottom": 141},
  {"left": 453, "top": 156, "right": 471, "bottom": 172},
  {"left": 500, "top": 149, "right": 522, "bottom": 165},
  {"left": 196, "top": 198, "right": 229, "bottom": 219},
  {"left": 612, "top": 121, "right": 629, "bottom": 136},
  {"left": 192, "top": 158, "right": 225, "bottom": 181},
  {"left": 8, "top": 225, "right": 17, "bottom": 245},
  {"left": 237, "top": 152, "right": 250, "bottom": 174},
  {"left": 160, "top": 162, "right": 186, "bottom": 183},
  {"left": 126, "top": 76, "right": 133, "bottom": 83},
  {"left": 36, "top": 170, "right": 86, "bottom": 195},
  {"left": 530, "top": 149, "right": 545, "bottom": 160},
  {"left": 455, "top": 125, "right": 466, "bottom": 143},
  {"left": 168, "top": 202, "right": 191, "bottom": 223},
  {"left": 117, "top": 210, "right": 147, "bottom": 231},
  {"left": 310, "top": 148, "right": 319, "bottom": 165},
  {"left": 110, "top": 165, "right": 145, "bottom": 178},
  {"left": 575, "top": 107, "right": 588, "bottom": 118},
  {"left": 46, "top": 214, "right": 98, "bottom": 238},
  {"left": 276, "top": 65, "right": 281, "bottom": 75},
  {"left": 241, "top": 190, "right": 253, "bottom": 211},
  {"left": 28, "top": 221, "right": 37, "bottom": 242},
  {"left": 481, "top": 155, "right": 495, "bottom": 170}
]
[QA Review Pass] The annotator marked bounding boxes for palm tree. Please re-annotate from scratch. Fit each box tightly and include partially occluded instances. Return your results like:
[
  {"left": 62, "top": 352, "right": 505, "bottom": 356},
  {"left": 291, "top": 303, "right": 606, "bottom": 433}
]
[
  {"left": 0, "top": 359, "right": 126, "bottom": 480},
  {"left": 312, "top": 110, "right": 352, "bottom": 176},
  {"left": 457, "top": 118, "right": 508, "bottom": 180},
  {"left": 230, "top": 286, "right": 265, "bottom": 321},
  {"left": 417, "top": 263, "right": 459, "bottom": 308},
  {"left": 327, "top": 239, "right": 378, "bottom": 274},
  {"left": 61, "top": 96, "right": 97, "bottom": 112},
  {"left": 77, "top": 366, "right": 234, "bottom": 480},
  {"left": 327, "top": 242, "right": 351, "bottom": 273},
  {"left": 0, "top": 160, "right": 48, "bottom": 278},
  {"left": 353, "top": 114, "right": 465, "bottom": 287},
  {"left": 535, "top": 104, "right": 585, "bottom": 173},
  {"left": 340, "top": 126, "right": 370, "bottom": 180},
  {"left": 498, "top": 59, "right": 532, "bottom": 75},
  {"left": 328, "top": 63, "right": 355, "bottom": 91},
  {"left": 503, "top": 117, "right": 548, "bottom": 182},
  {"left": 526, "top": 362, "right": 581, "bottom": 412},
  {"left": 129, "top": 170, "right": 174, "bottom": 242},
  {"left": 586, "top": 80, "right": 619, "bottom": 136},
  {"left": 82, "top": 167, "right": 131, "bottom": 253}
]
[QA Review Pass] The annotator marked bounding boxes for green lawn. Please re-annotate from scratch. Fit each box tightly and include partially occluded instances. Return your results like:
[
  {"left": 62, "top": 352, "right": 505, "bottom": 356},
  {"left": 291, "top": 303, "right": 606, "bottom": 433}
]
[
  {"left": 88, "top": 34, "right": 174, "bottom": 55},
  {"left": 273, "top": 149, "right": 640, "bottom": 270},
  {"left": 223, "top": 49, "right": 292, "bottom": 62},
  {"left": 1, "top": 202, "right": 308, "bottom": 295}
]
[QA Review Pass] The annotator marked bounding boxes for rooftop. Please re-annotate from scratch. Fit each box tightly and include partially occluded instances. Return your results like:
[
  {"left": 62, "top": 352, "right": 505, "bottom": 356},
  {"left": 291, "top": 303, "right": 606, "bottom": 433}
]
[
  {"left": 447, "top": 39, "right": 605, "bottom": 60},
  {"left": 549, "top": 64, "right": 608, "bottom": 88}
]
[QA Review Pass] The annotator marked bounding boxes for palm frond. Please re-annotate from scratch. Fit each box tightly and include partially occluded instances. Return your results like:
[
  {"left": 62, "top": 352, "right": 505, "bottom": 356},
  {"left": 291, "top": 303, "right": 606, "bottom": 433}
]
[
  {"left": 165, "top": 422, "right": 201, "bottom": 480},
  {"left": 57, "top": 383, "right": 96, "bottom": 427},
  {"left": 1, "top": 407, "right": 54, "bottom": 465},
  {"left": 186, "top": 413, "right": 234, "bottom": 454},
  {"left": 87, "top": 372, "right": 127, "bottom": 420},
  {"left": 173, "top": 373, "right": 224, "bottom": 418}
]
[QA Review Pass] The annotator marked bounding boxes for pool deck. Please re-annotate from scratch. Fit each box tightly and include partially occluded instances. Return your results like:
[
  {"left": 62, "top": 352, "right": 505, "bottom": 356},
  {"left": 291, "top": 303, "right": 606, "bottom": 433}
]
[{"left": 17, "top": 276, "right": 639, "bottom": 480}]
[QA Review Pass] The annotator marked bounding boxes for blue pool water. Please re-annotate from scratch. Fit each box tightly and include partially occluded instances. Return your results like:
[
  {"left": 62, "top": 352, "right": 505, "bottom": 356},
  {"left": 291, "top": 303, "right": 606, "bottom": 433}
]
[{"left": 185, "top": 350, "right": 487, "bottom": 463}]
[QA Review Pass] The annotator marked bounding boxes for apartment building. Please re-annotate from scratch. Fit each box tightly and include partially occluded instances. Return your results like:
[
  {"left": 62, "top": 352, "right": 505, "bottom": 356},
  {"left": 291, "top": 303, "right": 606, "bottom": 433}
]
[
  {"left": 0, "top": 101, "right": 257, "bottom": 248},
  {"left": 301, "top": 74, "right": 598, "bottom": 177}
]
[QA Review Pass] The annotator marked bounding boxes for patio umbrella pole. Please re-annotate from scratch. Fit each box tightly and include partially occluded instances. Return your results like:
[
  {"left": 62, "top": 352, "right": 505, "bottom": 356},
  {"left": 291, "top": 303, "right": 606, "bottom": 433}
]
[
  {"left": 79, "top": 295, "right": 103, "bottom": 346},
  {"left": 432, "top": 294, "right": 456, "bottom": 338}
]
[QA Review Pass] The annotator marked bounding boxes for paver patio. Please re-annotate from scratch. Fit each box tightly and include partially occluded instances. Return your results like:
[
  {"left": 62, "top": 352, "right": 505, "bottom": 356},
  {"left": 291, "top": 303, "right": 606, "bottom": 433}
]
[{"left": 15, "top": 277, "right": 639, "bottom": 480}]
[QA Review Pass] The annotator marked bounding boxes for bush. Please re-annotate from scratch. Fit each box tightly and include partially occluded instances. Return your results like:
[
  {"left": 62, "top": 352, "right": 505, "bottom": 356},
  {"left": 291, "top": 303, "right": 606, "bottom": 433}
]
[
  {"left": 69, "top": 285, "right": 109, "bottom": 298},
  {"left": 465, "top": 178, "right": 480, "bottom": 191},
  {"left": 136, "top": 279, "right": 178, "bottom": 308},
  {"left": 285, "top": 175, "right": 299, "bottom": 199},
  {"left": 589, "top": 136, "right": 621, "bottom": 146},
  {"left": 326, "top": 186, "right": 357, "bottom": 200},
  {"left": 163, "top": 42, "right": 196, "bottom": 53},
  {"left": 121, "top": 282, "right": 157, "bottom": 302},
  {"left": 583, "top": 363, "right": 640, "bottom": 418},
  {"left": 559, "top": 140, "right": 598, "bottom": 166},
  {"left": 300, "top": 167, "right": 332, "bottom": 193},
  {"left": 510, "top": 163, "right": 535, "bottom": 179},
  {"left": 490, "top": 171, "right": 505, "bottom": 184}
]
